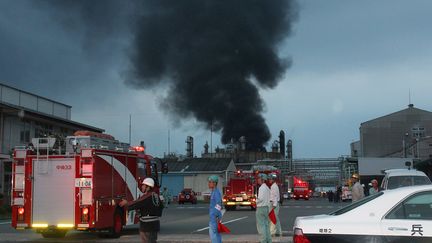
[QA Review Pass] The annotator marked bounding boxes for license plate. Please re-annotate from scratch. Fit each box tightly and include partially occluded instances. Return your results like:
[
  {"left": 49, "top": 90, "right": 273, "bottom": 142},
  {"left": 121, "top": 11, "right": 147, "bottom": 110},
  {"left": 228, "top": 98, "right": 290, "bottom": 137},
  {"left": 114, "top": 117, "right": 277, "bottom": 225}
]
[
  {"left": 236, "top": 197, "right": 243, "bottom": 202},
  {"left": 75, "top": 178, "right": 92, "bottom": 188}
]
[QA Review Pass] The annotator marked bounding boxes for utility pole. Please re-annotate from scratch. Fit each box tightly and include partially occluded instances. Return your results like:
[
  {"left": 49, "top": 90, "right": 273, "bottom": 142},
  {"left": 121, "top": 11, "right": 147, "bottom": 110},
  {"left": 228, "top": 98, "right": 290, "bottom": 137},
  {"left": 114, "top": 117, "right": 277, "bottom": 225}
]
[
  {"left": 168, "top": 129, "right": 171, "bottom": 155},
  {"left": 210, "top": 120, "right": 213, "bottom": 158},
  {"left": 129, "top": 114, "right": 132, "bottom": 145}
]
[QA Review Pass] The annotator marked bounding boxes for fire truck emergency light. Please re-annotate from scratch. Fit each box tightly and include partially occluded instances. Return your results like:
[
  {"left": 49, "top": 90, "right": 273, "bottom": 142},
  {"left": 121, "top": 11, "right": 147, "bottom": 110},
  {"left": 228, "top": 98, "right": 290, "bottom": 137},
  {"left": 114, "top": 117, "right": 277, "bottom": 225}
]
[
  {"left": 82, "top": 208, "right": 89, "bottom": 215},
  {"left": 18, "top": 207, "right": 24, "bottom": 215},
  {"left": 133, "top": 146, "right": 145, "bottom": 152}
]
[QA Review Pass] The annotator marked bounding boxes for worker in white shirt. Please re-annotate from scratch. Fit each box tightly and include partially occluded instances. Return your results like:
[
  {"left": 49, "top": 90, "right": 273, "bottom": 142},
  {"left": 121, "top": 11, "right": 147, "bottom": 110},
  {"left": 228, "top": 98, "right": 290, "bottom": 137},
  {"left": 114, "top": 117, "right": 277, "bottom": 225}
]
[
  {"left": 268, "top": 173, "right": 282, "bottom": 236},
  {"left": 256, "top": 173, "right": 272, "bottom": 243},
  {"left": 351, "top": 173, "right": 364, "bottom": 202}
]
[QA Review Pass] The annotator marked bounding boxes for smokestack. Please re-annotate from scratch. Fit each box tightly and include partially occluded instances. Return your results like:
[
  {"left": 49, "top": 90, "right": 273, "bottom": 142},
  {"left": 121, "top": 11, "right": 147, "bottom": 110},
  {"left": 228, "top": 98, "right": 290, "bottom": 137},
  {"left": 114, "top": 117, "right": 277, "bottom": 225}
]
[
  {"left": 239, "top": 136, "right": 247, "bottom": 151},
  {"left": 279, "top": 130, "right": 285, "bottom": 157},
  {"left": 186, "top": 136, "right": 194, "bottom": 158},
  {"left": 271, "top": 140, "right": 279, "bottom": 153},
  {"left": 287, "top": 139, "right": 293, "bottom": 160},
  {"left": 204, "top": 141, "right": 209, "bottom": 154}
]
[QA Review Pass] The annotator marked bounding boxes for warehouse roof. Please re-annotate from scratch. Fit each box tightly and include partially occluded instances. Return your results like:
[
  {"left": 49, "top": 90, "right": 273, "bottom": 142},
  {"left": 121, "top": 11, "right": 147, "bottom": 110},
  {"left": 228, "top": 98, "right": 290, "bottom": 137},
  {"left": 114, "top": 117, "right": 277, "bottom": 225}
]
[{"left": 163, "top": 157, "right": 235, "bottom": 173}]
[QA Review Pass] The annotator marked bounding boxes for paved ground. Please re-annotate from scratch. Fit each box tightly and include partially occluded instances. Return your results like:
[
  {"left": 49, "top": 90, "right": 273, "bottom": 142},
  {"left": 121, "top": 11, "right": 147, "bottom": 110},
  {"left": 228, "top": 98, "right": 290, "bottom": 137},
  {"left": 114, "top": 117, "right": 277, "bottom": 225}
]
[{"left": 0, "top": 198, "right": 346, "bottom": 242}]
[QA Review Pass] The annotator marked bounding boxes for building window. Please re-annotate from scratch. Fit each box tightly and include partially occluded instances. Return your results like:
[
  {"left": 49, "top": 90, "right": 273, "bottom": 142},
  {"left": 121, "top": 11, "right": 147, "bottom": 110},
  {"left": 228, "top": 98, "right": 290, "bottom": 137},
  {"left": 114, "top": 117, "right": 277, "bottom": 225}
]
[
  {"left": 20, "top": 120, "right": 31, "bottom": 143},
  {"left": 20, "top": 131, "right": 30, "bottom": 143},
  {"left": 412, "top": 127, "right": 425, "bottom": 138},
  {"left": 34, "top": 122, "right": 53, "bottom": 138}
]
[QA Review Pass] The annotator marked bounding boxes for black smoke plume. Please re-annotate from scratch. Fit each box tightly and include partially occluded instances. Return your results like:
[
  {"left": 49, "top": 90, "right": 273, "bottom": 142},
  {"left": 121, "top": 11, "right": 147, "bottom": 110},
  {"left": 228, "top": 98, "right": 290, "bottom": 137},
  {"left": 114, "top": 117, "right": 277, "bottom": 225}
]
[{"left": 39, "top": 0, "right": 298, "bottom": 151}]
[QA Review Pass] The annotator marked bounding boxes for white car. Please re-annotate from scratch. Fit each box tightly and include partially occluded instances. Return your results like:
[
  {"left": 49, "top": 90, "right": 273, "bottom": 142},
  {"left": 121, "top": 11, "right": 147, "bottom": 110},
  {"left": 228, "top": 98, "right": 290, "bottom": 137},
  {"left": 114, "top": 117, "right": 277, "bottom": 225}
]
[
  {"left": 293, "top": 185, "right": 432, "bottom": 243},
  {"left": 381, "top": 168, "right": 431, "bottom": 190}
]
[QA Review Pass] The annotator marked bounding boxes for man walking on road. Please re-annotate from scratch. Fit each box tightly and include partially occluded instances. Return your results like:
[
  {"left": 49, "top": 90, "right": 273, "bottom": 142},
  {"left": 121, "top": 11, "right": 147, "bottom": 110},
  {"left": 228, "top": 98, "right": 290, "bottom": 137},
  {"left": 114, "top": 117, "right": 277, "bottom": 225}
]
[
  {"left": 256, "top": 173, "right": 272, "bottom": 243},
  {"left": 208, "top": 175, "right": 223, "bottom": 243},
  {"left": 268, "top": 173, "right": 282, "bottom": 236},
  {"left": 351, "top": 173, "right": 364, "bottom": 202}
]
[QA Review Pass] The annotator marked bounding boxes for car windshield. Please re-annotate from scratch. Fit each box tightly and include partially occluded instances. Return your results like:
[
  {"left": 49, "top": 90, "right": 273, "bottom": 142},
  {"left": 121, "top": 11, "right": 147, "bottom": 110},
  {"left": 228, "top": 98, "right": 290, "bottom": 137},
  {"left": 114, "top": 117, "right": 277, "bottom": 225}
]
[
  {"left": 387, "top": 176, "right": 431, "bottom": 189},
  {"left": 329, "top": 192, "right": 384, "bottom": 216}
]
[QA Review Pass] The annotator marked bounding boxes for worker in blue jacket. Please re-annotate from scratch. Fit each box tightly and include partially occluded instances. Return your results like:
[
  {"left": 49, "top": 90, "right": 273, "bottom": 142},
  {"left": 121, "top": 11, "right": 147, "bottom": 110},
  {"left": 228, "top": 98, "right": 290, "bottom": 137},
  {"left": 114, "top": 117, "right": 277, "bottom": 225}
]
[{"left": 208, "top": 175, "right": 223, "bottom": 243}]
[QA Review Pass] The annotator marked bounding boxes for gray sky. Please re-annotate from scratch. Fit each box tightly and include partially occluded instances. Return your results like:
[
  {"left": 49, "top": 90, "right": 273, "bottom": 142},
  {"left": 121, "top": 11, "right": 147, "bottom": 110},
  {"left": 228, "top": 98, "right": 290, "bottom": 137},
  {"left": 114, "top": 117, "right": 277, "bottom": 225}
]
[{"left": 1, "top": 0, "right": 432, "bottom": 158}]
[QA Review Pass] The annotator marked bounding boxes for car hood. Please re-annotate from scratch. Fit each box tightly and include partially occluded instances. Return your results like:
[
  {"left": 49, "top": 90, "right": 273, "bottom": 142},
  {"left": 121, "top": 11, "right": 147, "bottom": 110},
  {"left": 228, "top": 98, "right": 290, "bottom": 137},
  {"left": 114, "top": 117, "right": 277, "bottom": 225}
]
[{"left": 294, "top": 213, "right": 381, "bottom": 235}]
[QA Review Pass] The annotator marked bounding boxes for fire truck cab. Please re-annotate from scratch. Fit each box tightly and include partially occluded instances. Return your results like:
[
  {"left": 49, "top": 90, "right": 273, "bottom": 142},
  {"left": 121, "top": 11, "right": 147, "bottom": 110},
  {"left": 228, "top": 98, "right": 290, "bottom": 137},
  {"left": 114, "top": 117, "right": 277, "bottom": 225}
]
[
  {"left": 10, "top": 131, "right": 164, "bottom": 238},
  {"left": 223, "top": 170, "right": 257, "bottom": 211},
  {"left": 292, "top": 177, "right": 310, "bottom": 200}
]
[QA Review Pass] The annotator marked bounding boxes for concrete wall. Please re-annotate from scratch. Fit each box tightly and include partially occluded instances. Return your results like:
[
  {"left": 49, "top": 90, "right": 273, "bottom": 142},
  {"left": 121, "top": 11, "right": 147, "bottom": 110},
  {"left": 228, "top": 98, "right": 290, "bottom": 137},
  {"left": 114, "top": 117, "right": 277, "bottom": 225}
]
[{"left": 358, "top": 157, "right": 413, "bottom": 176}]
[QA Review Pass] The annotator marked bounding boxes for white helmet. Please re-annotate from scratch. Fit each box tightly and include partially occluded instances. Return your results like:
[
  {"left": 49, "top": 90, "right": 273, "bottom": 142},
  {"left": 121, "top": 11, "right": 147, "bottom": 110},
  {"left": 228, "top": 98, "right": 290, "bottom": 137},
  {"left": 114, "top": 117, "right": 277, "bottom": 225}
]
[{"left": 143, "top": 178, "right": 155, "bottom": 188}]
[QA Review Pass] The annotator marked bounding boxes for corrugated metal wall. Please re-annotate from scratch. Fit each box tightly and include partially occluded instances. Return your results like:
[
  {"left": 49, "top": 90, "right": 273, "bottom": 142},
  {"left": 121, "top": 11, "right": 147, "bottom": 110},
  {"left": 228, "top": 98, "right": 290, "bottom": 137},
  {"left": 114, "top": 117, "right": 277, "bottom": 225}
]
[{"left": 161, "top": 174, "right": 184, "bottom": 200}]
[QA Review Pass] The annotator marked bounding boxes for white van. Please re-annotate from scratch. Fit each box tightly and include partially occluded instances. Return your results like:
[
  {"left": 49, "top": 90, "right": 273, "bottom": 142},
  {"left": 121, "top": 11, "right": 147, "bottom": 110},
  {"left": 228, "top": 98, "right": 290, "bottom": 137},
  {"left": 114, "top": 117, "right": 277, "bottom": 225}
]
[{"left": 380, "top": 168, "right": 431, "bottom": 190}]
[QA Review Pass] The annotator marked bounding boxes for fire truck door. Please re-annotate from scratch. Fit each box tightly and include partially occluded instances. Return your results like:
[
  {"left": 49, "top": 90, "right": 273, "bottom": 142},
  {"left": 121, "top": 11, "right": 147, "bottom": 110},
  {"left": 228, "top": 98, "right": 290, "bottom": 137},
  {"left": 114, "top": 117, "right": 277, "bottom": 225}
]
[{"left": 33, "top": 158, "right": 76, "bottom": 226}]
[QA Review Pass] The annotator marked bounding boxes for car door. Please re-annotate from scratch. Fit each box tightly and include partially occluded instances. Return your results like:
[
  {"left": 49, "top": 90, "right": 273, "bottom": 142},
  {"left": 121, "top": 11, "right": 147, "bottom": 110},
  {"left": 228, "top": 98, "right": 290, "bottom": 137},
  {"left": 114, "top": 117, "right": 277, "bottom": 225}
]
[{"left": 380, "top": 190, "right": 432, "bottom": 242}]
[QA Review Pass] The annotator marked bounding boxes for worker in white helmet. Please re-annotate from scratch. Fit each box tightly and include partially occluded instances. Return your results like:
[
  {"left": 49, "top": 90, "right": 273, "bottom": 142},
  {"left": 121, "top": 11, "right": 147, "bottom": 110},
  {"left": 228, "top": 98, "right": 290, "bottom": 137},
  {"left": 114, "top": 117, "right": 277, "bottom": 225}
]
[{"left": 120, "top": 178, "right": 162, "bottom": 243}]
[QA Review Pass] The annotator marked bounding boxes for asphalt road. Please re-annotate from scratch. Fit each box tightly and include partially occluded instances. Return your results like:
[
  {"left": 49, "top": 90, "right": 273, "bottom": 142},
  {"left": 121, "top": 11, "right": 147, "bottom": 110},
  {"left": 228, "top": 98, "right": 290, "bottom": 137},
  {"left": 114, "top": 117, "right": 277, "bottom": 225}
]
[{"left": 0, "top": 197, "right": 347, "bottom": 242}]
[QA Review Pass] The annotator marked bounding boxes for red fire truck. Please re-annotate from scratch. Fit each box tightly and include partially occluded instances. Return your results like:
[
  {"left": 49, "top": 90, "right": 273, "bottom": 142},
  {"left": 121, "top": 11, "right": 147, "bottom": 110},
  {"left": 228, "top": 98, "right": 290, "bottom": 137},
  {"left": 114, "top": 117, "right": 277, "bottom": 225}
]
[
  {"left": 292, "top": 176, "right": 310, "bottom": 200},
  {"left": 223, "top": 170, "right": 256, "bottom": 211},
  {"left": 10, "top": 131, "right": 165, "bottom": 238},
  {"left": 223, "top": 165, "right": 284, "bottom": 211}
]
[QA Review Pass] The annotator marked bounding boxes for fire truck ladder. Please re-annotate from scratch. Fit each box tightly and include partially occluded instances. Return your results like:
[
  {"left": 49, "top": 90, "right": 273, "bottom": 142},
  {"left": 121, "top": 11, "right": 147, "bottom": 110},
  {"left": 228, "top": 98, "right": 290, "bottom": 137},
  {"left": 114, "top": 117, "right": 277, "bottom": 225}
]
[{"left": 32, "top": 138, "right": 56, "bottom": 174}]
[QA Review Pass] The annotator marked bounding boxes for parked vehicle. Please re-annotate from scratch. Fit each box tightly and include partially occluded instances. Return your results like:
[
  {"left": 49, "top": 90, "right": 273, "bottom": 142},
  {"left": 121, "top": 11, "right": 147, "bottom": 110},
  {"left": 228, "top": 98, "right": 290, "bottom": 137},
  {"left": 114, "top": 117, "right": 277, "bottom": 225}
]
[
  {"left": 381, "top": 168, "right": 431, "bottom": 190},
  {"left": 178, "top": 189, "right": 197, "bottom": 204},
  {"left": 293, "top": 177, "right": 310, "bottom": 200},
  {"left": 293, "top": 185, "right": 432, "bottom": 242}
]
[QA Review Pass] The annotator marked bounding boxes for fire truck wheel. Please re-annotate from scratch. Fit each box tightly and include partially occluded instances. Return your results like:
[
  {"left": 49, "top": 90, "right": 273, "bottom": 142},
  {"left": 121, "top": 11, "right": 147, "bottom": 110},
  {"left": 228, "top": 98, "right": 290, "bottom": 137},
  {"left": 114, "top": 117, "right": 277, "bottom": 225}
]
[
  {"left": 250, "top": 206, "right": 256, "bottom": 211},
  {"left": 41, "top": 230, "right": 67, "bottom": 238},
  {"left": 100, "top": 209, "right": 124, "bottom": 238},
  {"left": 109, "top": 210, "right": 124, "bottom": 238}
]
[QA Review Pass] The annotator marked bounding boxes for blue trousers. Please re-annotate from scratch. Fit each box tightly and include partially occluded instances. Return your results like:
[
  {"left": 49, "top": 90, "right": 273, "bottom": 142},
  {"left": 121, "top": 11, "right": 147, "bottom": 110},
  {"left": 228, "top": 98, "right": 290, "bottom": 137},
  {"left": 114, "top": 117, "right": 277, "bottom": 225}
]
[
  {"left": 209, "top": 221, "right": 222, "bottom": 243},
  {"left": 256, "top": 206, "right": 272, "bottom": 243}
]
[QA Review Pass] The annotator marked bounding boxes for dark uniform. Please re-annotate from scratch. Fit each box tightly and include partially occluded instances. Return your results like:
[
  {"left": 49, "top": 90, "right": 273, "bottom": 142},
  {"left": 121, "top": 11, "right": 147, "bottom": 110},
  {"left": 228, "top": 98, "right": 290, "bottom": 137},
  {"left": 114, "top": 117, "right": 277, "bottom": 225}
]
[{"left": 127, "top": 191, "right": 162, "bottom": 243}]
